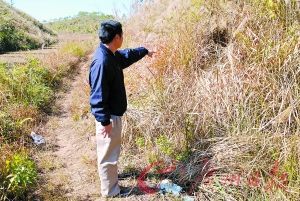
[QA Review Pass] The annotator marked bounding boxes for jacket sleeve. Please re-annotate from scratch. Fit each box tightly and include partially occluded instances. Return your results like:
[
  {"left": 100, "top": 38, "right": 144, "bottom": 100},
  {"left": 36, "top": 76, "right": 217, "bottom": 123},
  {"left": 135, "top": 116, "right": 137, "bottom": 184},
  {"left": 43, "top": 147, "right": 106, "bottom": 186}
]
[
  {"left": 89, "top": 59, "right": 112, "bottom": 125},
  {"left": 116, "top": 47, "right": 148, "bottom": 69}
]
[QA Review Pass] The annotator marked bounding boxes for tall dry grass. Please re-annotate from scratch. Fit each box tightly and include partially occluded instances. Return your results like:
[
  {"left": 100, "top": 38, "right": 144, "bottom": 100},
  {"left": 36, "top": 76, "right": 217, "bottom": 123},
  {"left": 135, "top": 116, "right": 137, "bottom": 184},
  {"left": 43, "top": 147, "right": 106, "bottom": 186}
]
[{"left": 121, "top": 0, "right": 300, "bottom": 200}]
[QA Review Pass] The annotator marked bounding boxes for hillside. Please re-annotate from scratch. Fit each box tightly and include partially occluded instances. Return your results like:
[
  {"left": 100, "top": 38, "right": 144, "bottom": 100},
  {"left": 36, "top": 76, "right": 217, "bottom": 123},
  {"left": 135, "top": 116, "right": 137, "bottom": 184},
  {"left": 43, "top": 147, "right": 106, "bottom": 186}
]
[
  {"left": 120, "top": 0, "right": 300, "bottom": 200},
  {"left": 0, "top": 0, "right": 299, "bottom": 200},
  {"left": 46, "top": 12, "right": 114, "bottom": 34},
  {"left": 0, "top": 0, "right": 57, "bottom": 53}
]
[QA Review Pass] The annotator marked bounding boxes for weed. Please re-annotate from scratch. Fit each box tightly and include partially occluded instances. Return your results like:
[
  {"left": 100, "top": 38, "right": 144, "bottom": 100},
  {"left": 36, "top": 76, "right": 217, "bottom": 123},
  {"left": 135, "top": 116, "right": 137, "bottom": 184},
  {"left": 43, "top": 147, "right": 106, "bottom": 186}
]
[{"left": 2, "top": 152, "right": 37, "bottom": 200}]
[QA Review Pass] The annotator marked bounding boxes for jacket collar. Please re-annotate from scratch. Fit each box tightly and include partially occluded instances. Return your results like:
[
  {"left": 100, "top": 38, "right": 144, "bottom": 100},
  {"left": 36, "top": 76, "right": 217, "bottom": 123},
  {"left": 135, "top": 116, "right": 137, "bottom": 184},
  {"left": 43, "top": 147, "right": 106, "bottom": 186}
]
[{"left": 100, "top": 43, "right": 115, "bottom": 57}]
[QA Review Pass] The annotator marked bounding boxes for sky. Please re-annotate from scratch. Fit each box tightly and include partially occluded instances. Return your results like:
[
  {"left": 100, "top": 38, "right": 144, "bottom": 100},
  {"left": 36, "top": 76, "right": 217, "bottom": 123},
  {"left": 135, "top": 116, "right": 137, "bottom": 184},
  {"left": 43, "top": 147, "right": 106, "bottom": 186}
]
[{"left": 4, "top": 0, "right": 134, "bottom": 22}]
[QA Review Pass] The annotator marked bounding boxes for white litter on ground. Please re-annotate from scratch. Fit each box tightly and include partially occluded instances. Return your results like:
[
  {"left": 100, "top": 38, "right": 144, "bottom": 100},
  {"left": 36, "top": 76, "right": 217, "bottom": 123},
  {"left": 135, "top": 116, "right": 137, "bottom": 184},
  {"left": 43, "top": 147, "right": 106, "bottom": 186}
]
[
  {"left": 159, "top": 179, "right": 182, "bottom": 196},
  {"left": 158, "top": 179, "right": 196, "bottom": 200},
  {"left": 30, "top": 131, "right": 45, "bottom": 145}
]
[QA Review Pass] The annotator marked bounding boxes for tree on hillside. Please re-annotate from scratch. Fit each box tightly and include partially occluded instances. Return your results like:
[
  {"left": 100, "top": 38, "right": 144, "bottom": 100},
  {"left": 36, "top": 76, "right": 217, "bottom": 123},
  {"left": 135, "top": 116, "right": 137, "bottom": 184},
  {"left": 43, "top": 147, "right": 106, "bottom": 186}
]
[{"left": 46, "top": 12, "right": 114, "bottom": 34}]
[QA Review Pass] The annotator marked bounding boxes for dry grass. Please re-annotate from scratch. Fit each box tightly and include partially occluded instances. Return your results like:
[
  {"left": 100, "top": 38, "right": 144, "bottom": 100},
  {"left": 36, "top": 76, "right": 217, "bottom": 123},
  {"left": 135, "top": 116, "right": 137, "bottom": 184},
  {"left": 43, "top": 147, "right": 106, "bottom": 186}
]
[{"left": 118, "top": 0, "right": 300, "bottom": 200}]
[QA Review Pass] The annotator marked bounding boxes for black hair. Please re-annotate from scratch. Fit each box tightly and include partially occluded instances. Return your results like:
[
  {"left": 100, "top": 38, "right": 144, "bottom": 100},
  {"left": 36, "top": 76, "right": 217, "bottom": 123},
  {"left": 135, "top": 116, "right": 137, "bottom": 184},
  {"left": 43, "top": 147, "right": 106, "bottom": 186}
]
[{"left": 99, "top": 20, "right": 123, "bottom": 44}]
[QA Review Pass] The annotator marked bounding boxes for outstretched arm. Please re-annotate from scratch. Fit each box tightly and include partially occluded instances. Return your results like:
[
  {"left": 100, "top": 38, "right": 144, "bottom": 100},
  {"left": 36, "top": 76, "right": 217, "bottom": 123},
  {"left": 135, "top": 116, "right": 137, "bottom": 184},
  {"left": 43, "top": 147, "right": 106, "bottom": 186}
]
[{"left": 116, "top": 47, "right": 149, "bottom": 69}]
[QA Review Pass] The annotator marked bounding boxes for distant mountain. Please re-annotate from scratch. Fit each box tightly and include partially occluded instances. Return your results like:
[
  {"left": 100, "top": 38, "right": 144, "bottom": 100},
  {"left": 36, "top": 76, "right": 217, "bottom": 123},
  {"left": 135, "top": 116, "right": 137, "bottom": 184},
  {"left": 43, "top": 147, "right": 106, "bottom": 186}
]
[
  {"left": 0, "top": 0, "right": 57, "bottom": 53},
  {"left": 46, "top": 12, "right": 114, "bottom": 34}
]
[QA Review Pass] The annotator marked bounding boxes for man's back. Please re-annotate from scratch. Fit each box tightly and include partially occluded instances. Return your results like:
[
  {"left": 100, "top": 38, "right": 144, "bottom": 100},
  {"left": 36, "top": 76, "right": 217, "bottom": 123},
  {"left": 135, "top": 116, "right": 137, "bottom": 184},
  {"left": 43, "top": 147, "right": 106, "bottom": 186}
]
[
  {"left": 89, "top": 43, "right": 148, "bottom": 125},
  {"left": 90, "top": 20, "right": 152, "bottom": 198}
]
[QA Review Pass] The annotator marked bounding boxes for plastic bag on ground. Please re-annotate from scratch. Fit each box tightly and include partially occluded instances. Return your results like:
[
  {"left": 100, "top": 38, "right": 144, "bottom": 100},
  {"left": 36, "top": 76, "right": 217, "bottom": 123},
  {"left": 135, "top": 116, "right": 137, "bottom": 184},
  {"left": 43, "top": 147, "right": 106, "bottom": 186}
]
[
  {"left": 30, "top": 131, "right": 45, "bottom": 145},
  {"left": 159, "top": 179, "right": 182, "bottom": 196}
]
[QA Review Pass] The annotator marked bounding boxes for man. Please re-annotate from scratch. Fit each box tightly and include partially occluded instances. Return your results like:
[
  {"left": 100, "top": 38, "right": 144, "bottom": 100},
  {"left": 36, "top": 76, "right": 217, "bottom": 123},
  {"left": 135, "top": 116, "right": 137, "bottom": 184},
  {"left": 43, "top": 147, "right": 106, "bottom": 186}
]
[{"left": 89, "top": 20, "right": 154, "bottom": 198}]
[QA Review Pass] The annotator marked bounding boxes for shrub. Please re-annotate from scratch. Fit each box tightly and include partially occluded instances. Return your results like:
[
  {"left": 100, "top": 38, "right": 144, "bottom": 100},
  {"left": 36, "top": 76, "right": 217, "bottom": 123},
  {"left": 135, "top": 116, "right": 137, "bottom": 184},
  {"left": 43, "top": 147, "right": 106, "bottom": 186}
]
[
  {"left": 1, "top": 59, "right": 54, "bottom": 110},
  {"left": 2, "top": 152, "right": 37, "bottom": 199},
  {"left": 156, "top": 135, "right": 175, "bottom": 158},
  {"left": 0, "top": 22, "right": 41, "bottom": 53},
  {"left": 61, "top": 42, "right": 86, "bottom": 58},
  {"left": 59, "top": 41, "right": 93, "bottom": 64},
  {"left": 0, "top": 112, "right": 17, "bottom": 141}
]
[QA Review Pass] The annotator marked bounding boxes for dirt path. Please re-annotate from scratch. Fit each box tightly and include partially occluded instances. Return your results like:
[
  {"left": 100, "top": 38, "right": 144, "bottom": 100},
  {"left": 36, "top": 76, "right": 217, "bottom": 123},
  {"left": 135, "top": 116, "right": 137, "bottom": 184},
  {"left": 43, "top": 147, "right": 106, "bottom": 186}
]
[{"left": 34, "top": 56, "right": 100, "bottom": 200}]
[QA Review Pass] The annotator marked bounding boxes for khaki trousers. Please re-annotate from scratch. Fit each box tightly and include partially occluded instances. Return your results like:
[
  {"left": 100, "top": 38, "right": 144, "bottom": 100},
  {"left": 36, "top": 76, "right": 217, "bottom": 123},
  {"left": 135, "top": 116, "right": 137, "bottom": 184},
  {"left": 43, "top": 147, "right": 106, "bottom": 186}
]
[{"left": 95, "top": 115, "right": 122, "bottom": 197}]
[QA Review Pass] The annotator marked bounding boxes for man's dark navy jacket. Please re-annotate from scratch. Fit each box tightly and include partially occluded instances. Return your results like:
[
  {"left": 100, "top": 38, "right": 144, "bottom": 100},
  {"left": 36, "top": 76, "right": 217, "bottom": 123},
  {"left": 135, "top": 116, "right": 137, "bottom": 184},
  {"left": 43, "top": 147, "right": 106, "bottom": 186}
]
[{"left": 89, "top": 43, "right": 148, "bottom": 126}]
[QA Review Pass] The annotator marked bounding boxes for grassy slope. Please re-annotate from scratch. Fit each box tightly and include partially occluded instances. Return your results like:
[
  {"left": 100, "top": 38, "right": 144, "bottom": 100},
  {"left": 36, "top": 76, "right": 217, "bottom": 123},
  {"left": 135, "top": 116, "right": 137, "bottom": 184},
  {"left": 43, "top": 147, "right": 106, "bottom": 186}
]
[
  {"left": 122, "top": 0, "right": 300, "bottom": 200},
  {"left": 0, "top": 0, "right": 57, "bottom": 53},
  {"left": 46, "top": 11, "right": 114, "bottom": 34}
]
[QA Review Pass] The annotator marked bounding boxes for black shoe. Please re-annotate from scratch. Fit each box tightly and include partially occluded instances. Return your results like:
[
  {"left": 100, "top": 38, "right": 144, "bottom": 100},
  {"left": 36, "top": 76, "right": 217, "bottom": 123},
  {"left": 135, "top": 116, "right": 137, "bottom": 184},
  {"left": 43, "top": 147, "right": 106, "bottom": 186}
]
[{"left": 112, "top": 186, "right": 133, "bottom": 198}]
